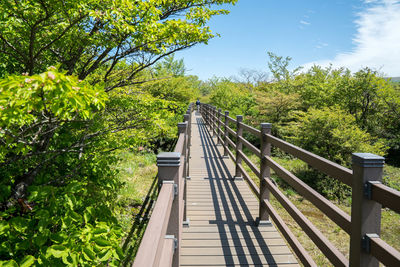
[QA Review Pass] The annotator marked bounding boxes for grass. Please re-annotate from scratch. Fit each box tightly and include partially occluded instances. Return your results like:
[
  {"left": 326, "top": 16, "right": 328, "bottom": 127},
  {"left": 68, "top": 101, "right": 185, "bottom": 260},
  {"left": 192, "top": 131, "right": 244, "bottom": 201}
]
[
  {"left": 241, "top": 152, "right": 400, "bottom": 266},
  {"left": 114, "top": 150, "right": 157, "bottom": 233}
]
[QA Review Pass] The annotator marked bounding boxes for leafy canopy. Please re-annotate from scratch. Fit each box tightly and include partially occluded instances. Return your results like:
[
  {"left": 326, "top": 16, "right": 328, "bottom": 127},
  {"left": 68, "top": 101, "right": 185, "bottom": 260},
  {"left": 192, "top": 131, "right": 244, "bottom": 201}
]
[{"left": 0, "top": 0, "right": 237, "bottom": 90}]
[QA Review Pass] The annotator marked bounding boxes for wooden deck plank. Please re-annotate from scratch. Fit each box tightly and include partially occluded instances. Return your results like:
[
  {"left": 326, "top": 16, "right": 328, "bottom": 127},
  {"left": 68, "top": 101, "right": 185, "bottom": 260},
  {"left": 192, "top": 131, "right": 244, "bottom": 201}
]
[
  {"left": 180, "top": 112, "right": 298, "bottom": 267},
  {"left": 181, "top": 238, "right": 288, "bottom": 248},
  {"left": 180, "top": 254, "right": 298, "bottom": 265},
  {"left": 181, "top": 246, "right": 293, "bottom": 256}
]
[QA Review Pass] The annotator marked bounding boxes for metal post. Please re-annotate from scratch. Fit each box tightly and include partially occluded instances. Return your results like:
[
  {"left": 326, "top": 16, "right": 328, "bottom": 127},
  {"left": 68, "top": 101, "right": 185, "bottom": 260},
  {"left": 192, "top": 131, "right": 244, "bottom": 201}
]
[
  {"left": 234, "top": 115, "right": 243, "bottom": 180},
  {"left": 258, "top": 123, "right": 272, "bottom": 226},
  {"left": 349, "top": 153, "right": 384, "bottom": 267},
  {"left": 156, "top": 151, "right": 182, "bottom": 267},
  {"left": 223, "top": 111, "right": 229, "bottom": 158},
  {"left": 217, "top": 108, "right": 222, "bottom": 144}
]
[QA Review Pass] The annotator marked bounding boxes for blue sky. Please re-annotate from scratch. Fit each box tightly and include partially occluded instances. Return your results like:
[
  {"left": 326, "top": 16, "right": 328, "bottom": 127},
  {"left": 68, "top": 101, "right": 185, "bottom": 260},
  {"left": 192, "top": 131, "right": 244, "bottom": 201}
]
[{"left": 177, "top": 0, "right": 400, "bottom": 80}]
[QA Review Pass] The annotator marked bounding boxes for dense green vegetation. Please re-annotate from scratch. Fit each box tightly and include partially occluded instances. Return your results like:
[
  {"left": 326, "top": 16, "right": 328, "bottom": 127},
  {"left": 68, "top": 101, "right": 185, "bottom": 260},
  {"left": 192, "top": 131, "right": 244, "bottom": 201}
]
[
  {"left": 203, "top": 52, "right": 400, "bottom": 265},
  {"left": 203, "top": 52, "right": 400, "bottom": 198},
  {"left": 0, "top": 1, "right": 236, "bottom": 266}
]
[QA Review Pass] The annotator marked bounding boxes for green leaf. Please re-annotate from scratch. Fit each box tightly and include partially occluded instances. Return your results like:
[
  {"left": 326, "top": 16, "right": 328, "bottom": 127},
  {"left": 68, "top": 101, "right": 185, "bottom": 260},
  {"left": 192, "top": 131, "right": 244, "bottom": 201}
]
[
  {"left": 47, "top": 245, "right": 68, "bottom": 258},
  {"left": 19, "top": 255, "right": 35, "bottom": 267},
  {"left": 98, "top": 249, "right": 113, "bottom": 262},
  {"left": 10, "top": 217, "right": 28, "bottom": 233},
  {"left": 94, "top": 237, "right": 112, "bottom": 247},
  {"left": 92, "top": 228, "right": 107, "bottom": 235},
  {"left": 1, "top": 259, "right": 18, "bottom": 267},
  {"left": 82, "top": 247, "right": 96, "bottom": 261},
  {"left": 0, "top": 221, "right": 10, "bottom": 235}
]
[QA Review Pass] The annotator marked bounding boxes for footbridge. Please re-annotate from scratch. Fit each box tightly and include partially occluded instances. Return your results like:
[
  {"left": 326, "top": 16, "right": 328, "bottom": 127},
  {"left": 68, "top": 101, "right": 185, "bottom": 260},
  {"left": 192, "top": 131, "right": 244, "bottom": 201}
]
[{"left": 133, "top": 103, "right": 400, "bottom": 267}]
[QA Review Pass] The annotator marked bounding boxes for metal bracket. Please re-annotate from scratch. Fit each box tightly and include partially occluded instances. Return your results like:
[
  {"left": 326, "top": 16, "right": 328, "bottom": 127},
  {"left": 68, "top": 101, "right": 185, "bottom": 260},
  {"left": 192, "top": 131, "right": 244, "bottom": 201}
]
[
  {"left": 165, "top": 235, "right": 178, "bottom": 250},
  {"left": 162, "top": 181, "right": 178, "bottom": 197},
  {"left": 362, "top": 233, "right": 379, "bottom": 253},
  {"left": 363, "top": 181, "right": 381, "bottom": 199},
  {"left": 183, "top": 218, "right": 190, "bottom": 228}
]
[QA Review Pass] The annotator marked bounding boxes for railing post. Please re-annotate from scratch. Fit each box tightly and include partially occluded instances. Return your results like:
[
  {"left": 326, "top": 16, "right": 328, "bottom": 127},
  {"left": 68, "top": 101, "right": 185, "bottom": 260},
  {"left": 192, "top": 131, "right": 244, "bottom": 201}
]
[
  {"left": 258, "top": 123, "right": 272, "bottom": 226},
  {"left": 350, "top": 153, "right": 384, "bottom": 267},
  {"left": 212, "top": 106, "right": 216, "bottom": 136},
  {"left": 156, "top": 150, "right": 182, "bottom": 267},
  {"left": 224, "top": 111, "right": 229, "bottom": 158},
  {"left": 217, "top": 108, "right": 222, "bottom": 144},
  {"left": 206, "top": 105, "right": 211, "bottom": 129},
  {"left": 234, "top": 115, "right": 243, "bottom": 180},
  {"left": 183, "top": 114, "right": 190, "bottom": 180}
]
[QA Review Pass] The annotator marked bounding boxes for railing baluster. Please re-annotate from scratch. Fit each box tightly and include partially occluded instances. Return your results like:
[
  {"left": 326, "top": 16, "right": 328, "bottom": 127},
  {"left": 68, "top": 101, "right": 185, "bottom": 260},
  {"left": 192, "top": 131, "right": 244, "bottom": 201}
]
[
  {"left": 234, "top": 115, "right": 243, "bottom": 180},
  {"left": 212, "top": 106, "right": 216, "bottom": 136},
  {"left": 224, "top": 111, "right": 229, "bottom": 158},
  {"left": 259, "top": 123, "right": 272, "bottom": 226},
  {"left": 217, "top": 108, "right": 222, "bottom": 144},
  {"left": 350, "top": 153, "right": 384, "bottom": 267}
]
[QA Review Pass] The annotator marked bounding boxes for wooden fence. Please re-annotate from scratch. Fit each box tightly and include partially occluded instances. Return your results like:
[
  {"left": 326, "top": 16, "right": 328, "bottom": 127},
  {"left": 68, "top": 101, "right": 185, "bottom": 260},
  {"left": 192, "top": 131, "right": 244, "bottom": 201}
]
[
  {"left": 201, "top": 103, "right": 400, "bottom": 267},
  {"left": 132, "top": 104, "right": 192, "bottom": 267}
]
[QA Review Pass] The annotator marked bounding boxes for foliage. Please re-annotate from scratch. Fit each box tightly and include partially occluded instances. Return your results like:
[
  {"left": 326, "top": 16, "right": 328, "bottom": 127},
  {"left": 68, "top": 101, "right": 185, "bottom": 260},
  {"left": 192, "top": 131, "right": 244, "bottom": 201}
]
[
  {"left": 267, "top": 51, "right": 302, "bottom": 84},
  {"left": 0, "top": 68, "right": 107, "bottom": 197},
  {"left": 0, "top": 68, "right": 186, "bottom": 266},
  {"left": 285, "top": 107, "right": 387, "bottom": 167},
  {"left": 0, "top": 0, "right": 237, "bottom": 90},
  {"left": 153, "top": 54, "right": 186, "bottom": 77},
  {"left": 252, "top": 88, "right": 300, "bottom": 136},
  {"left": 284, "top": 107, "right": 387, "bottom": 199},
  {"left": 208, "top": 78, "right": 257, "bottom": 118},
  {"left": 141, "top": 55, "right": 200, "bottom": 104}
]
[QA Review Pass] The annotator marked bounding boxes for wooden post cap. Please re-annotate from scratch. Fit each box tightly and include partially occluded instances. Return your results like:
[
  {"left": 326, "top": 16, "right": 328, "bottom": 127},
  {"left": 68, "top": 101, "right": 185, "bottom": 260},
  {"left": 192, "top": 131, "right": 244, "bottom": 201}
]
[
  {"left": 352, "top": 153, "right": 385, "bottom": 168},
  {"left": 261, "top": 123, "right": 272, "bottom": 129},
  {"left": 157, "top": 152, "right": 181, "bottom": 167}
]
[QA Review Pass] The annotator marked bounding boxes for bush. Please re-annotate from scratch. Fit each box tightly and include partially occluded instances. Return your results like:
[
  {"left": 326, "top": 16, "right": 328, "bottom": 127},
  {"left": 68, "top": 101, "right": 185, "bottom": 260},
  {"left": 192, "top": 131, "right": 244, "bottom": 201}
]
[{"left": 284, "top": 107, "right": 387, "bottom": 199}]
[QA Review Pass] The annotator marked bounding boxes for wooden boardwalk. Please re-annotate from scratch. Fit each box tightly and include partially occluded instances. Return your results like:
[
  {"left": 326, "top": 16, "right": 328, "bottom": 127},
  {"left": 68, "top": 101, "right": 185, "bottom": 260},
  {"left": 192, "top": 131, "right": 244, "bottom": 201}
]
[{"left": 181, "top": 112, "right": 299, "bottom": 267}]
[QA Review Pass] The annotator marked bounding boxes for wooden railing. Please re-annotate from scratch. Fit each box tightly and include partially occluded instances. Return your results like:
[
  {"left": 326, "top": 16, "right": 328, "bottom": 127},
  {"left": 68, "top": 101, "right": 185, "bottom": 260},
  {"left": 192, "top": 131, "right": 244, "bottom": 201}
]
[
  {"left": 201, "top": 103, "right": 400, "bottom": 267},
  {"left": 133, "top": 104, "right": 193, "bottom": 267}
]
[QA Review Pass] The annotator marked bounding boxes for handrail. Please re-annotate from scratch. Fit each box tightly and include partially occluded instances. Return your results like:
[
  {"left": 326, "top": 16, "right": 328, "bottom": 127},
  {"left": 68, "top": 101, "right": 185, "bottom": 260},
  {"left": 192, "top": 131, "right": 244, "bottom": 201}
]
[
  {"left": 368, "top": 235, "right": 400, "bottom": 266},
  {"left": 200, "top": 103, "right": 400, "bottom": 267},
  {"left": 266, "top": 134, "right": 353, "bottom": 186},
  {"left": 240, "top": 122, "right": 261, "bottom": 138},
  {"left": 369, "top": 182, "right": 400, "bottom": 213},
  {"left": 264, "top": 177, "right": 348, "bottom": 266},
  {"left": 265, "top": 155, "right": 352, "bottom": 234},
  {"left": 133, "top": 103, "right": 193, "bottom": 267},
  {"left": 133, "top": 183, "right": 174, "bottom": 267},
  {"left": 239, "top": 135, "right": 261, "bottom": 158}
]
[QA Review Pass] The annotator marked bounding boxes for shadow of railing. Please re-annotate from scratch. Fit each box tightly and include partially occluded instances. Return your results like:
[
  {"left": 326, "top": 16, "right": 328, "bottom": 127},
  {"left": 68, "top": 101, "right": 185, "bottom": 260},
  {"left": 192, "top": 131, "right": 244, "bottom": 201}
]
[{"left": 197, "top": 117, "right": 277, "bottom": 265}]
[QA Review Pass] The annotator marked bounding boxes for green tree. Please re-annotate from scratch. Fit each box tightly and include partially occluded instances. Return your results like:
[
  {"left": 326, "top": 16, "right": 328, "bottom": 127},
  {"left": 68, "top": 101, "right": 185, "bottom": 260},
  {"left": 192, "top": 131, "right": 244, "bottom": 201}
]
[
  {"left": 267, "top": 51, "right": 302, "bottom": 83},
  {"left": 284, "top": 107, "right": 387, "bottom": 199},
  {"left": 0, "top": 0, "right": 237, "bottom": 90}
]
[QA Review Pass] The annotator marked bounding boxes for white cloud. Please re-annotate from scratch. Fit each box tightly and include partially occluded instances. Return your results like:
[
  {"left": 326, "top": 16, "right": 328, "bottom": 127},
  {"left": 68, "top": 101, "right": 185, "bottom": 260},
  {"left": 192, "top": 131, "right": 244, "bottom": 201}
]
[
  {"left": 300, "top": 20, "right": 310, "bottom": 25},
  {"left": 303, "top": 0, "right": 400, "bottom": 76},
  {"left": 316, "top": 42, "right": 329, "bottom": 49}
]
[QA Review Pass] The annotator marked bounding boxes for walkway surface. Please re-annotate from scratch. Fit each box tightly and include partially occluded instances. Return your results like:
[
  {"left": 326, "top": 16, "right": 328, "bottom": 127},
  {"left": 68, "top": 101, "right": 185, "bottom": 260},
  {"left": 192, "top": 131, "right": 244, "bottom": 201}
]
[{"left": 180, "top": 112, "right": 299, "bottom": 267}]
